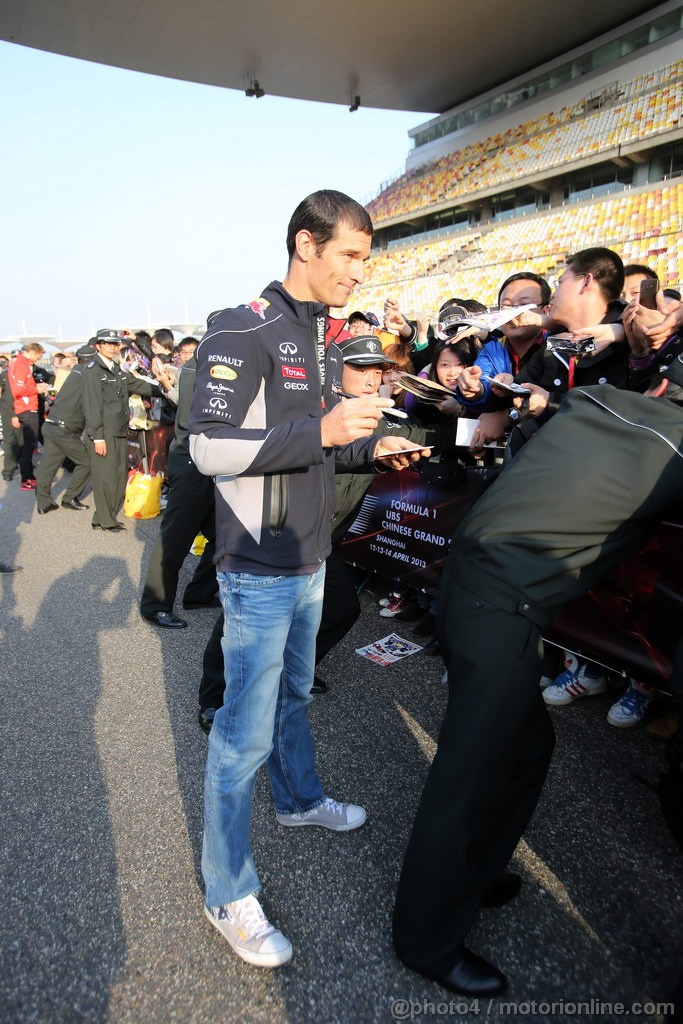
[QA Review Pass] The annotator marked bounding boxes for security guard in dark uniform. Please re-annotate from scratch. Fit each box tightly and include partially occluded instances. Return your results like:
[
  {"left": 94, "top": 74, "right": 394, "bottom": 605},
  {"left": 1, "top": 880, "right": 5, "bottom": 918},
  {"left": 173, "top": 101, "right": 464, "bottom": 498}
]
[
  {"left": 139, "top": 355, "right": 218, "bottom": 627},
  {"left": 393, "top": 333, "right": 683, "bottom": 996},
  {"left": 34, "top": 345, "right": 94, "bottom": 514},
  {"left": 82, "top": 329, "right": 160, "bottom": 532}
]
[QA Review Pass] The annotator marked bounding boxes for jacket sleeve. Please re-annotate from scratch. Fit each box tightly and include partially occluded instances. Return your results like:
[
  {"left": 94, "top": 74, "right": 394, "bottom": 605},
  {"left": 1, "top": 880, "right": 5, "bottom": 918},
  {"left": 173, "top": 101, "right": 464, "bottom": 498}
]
[
  {"left": 457, "top": 340, "right": 509, "bottom": 409},
  {"left": 82, "top": 368, "right": 105, "bottom": 439},
  {"left": 126, "top": 373, "right": 161, "bottom": 398},
  {"left": 189, "top": 322, "right": 325, "bottom": 478}
]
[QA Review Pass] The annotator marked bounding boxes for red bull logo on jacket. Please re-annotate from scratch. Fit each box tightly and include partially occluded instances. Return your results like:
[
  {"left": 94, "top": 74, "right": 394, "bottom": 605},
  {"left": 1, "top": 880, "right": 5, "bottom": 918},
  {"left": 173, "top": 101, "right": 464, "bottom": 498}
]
[{"left": 244, "top": 297, "right": 271, "bottom": 319}]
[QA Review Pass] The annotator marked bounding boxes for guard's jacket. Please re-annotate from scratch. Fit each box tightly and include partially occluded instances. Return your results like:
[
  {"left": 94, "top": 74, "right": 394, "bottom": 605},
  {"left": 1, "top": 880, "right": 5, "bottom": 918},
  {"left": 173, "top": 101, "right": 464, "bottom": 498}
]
[
  {"left": 82, "top": 354, "right": 157, "bottom": 439},
  {"left": 45, "top": 365, "right": 87, "bottom": 433}
]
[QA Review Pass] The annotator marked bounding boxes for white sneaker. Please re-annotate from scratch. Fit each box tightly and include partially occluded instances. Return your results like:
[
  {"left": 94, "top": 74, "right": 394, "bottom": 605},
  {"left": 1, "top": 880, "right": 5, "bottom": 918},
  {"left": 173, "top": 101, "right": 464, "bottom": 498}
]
[
  {"left": 543, "top": 654, "right": 607, "bottom": 707},
  {"left": 276, "top": 796, "right": 366, "bottom": 831},
  {"left": 607, "top": 681, "right": 655, "bottom": 728},
  {"left": 379, "top": 594, "right": 412, "bottom": 618},
  {"left": 204, "top": 893, "right": 292, "bottom": 967}
]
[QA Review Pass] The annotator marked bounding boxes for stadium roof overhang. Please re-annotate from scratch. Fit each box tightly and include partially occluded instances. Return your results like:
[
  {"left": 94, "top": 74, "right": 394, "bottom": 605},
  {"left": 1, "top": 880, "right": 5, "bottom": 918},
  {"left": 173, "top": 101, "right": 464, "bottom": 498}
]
[{"left": 0, "top": 0, "right": 662, "bottom": 114}]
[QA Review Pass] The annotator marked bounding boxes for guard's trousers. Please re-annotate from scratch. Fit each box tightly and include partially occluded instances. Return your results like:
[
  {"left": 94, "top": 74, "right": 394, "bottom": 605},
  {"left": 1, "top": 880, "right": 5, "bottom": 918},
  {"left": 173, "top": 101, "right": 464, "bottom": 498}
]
[
  {"left": 35, "top": 422, "right": 90, "bottom": 510},
  {"left": 88, "top": 436, "right": 128, "bottom": 529},
  {"left": 1, "top": 414, "right": 22, "bottom": 478},
  {"left": 393, "top": 579, "right": 555, "bottom": 975}
]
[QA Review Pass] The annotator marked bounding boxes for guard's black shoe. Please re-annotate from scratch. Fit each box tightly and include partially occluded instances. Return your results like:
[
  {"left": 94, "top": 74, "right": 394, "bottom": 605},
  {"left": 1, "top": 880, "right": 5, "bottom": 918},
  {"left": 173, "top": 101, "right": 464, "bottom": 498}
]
[
  {"left": 182, "top": 596, "right": 221, "bottom": 609},
  {"left": 311, "top": 676, "right": 329, "bottom": 695},
  {"left": 422, "top": 635, "right": 441, "bottom": 656},
  {"left": 198, "top": 707, "right": 217, "bottom": 734},
  {"left": 37, "top": 503, "right": 59, "bottom": 515},
  {"left": 144, "top": 611, "right": 188, "bottom": 629},
  {"left": 481, "top": 872, "right": 522, "bottom": 908},
  {"left": 93, "top": 523, "right": 126, "bottom": 532},
  {"left": 413, "top": 612, "right": 436, "bottom": 637},
  {"left": 0, "top": 562, "right": 21, "bottom": 573},
  {"left": 2, "top": 472, "right": 14, "bottom": 481},
  {"left": 402, "top": 948, "right": 507, "bottom": 997},
  {"left": 62, "top": 498, "right": 89, "bottom": 510}
]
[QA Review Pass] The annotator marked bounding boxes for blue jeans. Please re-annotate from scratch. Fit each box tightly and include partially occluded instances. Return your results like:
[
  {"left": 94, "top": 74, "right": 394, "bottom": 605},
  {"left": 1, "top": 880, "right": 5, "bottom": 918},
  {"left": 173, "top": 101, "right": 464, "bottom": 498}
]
[{"left": 202, "top": 565, "right": 326, "bottom": 907}]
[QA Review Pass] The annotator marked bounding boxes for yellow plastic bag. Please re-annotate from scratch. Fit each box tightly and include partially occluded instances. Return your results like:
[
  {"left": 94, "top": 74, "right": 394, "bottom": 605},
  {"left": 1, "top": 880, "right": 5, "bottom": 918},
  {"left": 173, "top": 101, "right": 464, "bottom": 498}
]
[
  {"left": 192, "top": 533, "right": 208, "bottom": 555},
  {"left": 124, "top": 471, "right": 163, "bottom": 519}
]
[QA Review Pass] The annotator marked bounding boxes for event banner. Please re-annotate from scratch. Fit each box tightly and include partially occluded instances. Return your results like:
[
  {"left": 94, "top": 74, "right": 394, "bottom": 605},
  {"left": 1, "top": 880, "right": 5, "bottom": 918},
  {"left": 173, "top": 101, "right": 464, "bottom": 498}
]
[{"left": 339, "top": 469, "right": 471, "bottom": 591}]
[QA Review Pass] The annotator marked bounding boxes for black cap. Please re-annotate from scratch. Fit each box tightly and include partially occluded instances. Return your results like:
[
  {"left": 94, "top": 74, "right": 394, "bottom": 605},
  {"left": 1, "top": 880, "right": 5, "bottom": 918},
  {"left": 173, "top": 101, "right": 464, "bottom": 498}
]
[
  {"left": 338, "top": 335, "right": 397, "bottom": 365},
  {"left": 95, "top": 329, "right": 121, "bottom": 345},
  {"left": 76, "top": 344, "right": 96, "bottom": 359},
  {"left": 435, "top": 305, "right": 470, "bottom": 341},
  {"left": 347, "top": 310, "right": 380, "bottom": 328}
]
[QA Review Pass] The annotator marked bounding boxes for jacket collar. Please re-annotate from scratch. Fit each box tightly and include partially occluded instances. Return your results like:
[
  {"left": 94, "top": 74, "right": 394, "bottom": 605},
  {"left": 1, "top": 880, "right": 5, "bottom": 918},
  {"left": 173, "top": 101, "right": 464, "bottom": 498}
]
[
  {"left": 94, "top": 352, "right": 118, "bottom": 372},
  {"left": 263, "top": 281, "right": 327, "bottom": 327}
]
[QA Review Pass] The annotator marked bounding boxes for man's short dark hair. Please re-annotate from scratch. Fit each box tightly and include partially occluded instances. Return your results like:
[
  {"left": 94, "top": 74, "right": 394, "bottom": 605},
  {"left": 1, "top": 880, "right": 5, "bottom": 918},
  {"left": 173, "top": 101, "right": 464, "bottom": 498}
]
[
  {"left": 497, "top": 272, "right": 552, "bottom": 308},
  {"left": 623, "top": 263, "right": 658, "bottom": 283},
  {"left": 566, "top": 247, "right": 624, "bottom": 303},
  {"left": 177, "top": 337, "right": 198, "bottom": 352},
  {"left": 152, "top": 329, "right": 175, "bottom": 353},
  {"left": 286, "top": 190, "right": 373, "bottom": 262}
]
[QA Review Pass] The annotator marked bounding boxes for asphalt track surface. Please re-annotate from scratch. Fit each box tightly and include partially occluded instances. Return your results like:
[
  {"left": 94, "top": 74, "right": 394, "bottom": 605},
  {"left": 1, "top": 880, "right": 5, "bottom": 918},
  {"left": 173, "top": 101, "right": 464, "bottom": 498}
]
[{"left": 1, "top": 467, "right": 682, "bottom": 1024}]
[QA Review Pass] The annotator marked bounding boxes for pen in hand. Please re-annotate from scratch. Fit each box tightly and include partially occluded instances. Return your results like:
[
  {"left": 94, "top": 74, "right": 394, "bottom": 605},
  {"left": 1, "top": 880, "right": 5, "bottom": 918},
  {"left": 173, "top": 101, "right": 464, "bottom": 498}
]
[{"left": 336, "top": 389, "right": 409, "bottom": 419}]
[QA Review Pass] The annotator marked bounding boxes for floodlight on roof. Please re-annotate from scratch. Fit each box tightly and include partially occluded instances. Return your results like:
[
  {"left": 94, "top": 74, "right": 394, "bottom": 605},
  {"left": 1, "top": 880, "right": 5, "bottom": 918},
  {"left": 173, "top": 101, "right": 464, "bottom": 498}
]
[{"left": 245, "top": 79, "right": 265, "bottom": 98}]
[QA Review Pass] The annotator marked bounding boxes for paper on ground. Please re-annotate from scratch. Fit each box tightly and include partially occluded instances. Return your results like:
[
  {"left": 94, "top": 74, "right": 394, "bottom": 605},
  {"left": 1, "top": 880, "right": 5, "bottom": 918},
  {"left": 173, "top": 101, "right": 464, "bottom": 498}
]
[{"left": 356, "top": 633, "right": 423, "bottom": 666}]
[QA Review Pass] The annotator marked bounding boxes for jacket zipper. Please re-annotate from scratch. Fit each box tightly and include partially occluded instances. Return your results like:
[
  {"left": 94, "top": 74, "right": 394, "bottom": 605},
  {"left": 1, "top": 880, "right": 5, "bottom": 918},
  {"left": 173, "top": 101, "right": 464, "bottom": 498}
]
[{"left": 269, "top": 473, "right": 289, "bottom": 536}]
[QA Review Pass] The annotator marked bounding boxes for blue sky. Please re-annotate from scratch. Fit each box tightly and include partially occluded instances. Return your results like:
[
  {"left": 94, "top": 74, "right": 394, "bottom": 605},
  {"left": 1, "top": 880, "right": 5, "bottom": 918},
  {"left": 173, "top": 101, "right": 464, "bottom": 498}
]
[{"left": 0, "top": 42, "right": 425, "bottom": 341}]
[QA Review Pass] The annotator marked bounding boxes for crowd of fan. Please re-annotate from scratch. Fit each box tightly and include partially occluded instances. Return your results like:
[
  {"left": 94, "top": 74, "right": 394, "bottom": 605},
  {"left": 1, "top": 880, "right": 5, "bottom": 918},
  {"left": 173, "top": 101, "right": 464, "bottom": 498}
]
[
  {"left": 330, "top": 250, "right": 683, "bottom": 741},
  {"left": 0, "top": 329, "right": 198, "bottom": 523}
]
